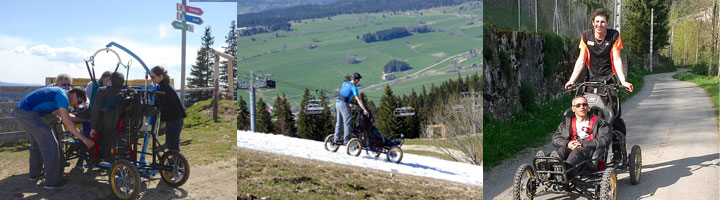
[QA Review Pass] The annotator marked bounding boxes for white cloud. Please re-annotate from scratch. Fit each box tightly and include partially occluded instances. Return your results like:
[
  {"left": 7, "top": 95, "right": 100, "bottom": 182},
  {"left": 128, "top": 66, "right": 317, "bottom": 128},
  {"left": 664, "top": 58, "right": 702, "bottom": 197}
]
[
  {"left": 158, "top": 24, "right": 170, "bottom": 39},
  {"left": 0, "top": 35, "right": 32, "bottom": 50},
  {"left": 10, "top": 44, "right": 91, "bottom": 63},
  {"left": 0, "top": 35, "right": 203, "bottom": 89}
]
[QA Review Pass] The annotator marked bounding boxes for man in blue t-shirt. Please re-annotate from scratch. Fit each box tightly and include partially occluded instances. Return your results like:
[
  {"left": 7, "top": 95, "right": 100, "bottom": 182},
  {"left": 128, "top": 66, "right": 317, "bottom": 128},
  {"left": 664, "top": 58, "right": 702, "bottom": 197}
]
[
  {"left": 334, "top": 72, "right": 369, "bottom": 145},
  {"left": 13, "top": 87, "right": 94, "bottom": 189}
]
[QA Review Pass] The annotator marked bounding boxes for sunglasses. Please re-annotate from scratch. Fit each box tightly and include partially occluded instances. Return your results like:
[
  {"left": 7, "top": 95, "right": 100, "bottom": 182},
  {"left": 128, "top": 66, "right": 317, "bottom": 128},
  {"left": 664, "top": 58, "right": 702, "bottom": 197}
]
[
  {"left": 574, "top": 103, "right": 589, "bottom": 108},
  {"left": 60, "top": 83, "right": 71, "bottom": 87}
]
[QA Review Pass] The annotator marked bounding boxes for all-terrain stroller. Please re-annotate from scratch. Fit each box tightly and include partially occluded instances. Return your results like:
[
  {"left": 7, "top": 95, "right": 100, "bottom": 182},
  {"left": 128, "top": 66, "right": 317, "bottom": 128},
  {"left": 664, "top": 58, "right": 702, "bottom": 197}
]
[
  {"left": 61, "top": 42, "right": 189, "bottom": 199},
  {"left": 511, "top": 82, "right": 642, "bottom": 200},
  {"left": 324, "top": 106, "right": 405, "bottom": 163},
  {"left": 62, "top": 88, "right": 190, "bottom": 199}
]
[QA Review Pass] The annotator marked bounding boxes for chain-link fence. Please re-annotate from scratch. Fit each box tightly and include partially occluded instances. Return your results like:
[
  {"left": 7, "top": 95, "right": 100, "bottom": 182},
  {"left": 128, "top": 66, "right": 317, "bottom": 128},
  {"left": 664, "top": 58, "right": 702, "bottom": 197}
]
[{"left": 485, "top": 0, "right": 598, "bottom": 38}]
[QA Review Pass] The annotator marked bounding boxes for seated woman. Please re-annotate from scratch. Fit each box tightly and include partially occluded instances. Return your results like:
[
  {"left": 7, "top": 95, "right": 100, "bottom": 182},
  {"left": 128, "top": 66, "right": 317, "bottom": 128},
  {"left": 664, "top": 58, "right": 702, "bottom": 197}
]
[
  {"left": 548, "top": 96, "right": 612, "bottom": 175},
  {"left": 89, "top": 72, "right": 125, "bottom": 160}
]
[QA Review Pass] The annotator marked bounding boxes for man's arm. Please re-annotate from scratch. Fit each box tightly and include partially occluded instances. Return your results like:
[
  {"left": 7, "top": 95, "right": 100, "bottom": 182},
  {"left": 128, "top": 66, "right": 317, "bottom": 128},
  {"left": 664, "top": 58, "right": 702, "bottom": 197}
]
[
  {"left": 612, "top": 49, "right": 633, "bottom": 92},
  {"left": 565, "top": 48, "right": 587, "bottom": 90},
  {"left": 354, "top": 96, "right": 369, "bottom": 115},
  {"left": 57, "top": 108, "right": 94, "bottom": 148},
  {"left": 552, "top": 122, "right": 570, "bottom": 148}
]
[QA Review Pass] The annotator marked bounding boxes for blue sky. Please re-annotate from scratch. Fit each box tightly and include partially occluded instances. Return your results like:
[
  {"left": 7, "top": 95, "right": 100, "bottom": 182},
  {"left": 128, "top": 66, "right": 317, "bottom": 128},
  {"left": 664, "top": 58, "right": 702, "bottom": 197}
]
[{"left": 0, "top": 1, "right": 237, "bottom": 88}]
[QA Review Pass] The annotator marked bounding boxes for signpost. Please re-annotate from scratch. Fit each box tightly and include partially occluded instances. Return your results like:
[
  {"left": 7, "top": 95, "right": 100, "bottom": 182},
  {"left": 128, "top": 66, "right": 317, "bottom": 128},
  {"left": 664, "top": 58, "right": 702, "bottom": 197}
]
[
  {"left": 176, "top": 12, "right": 204, "bottom": 25},
  {"left": 172, "top": 20, "right": 194, "bottom": 32},
  {"left": 174, "top": 1, "right": 203, "bottom": 106}
]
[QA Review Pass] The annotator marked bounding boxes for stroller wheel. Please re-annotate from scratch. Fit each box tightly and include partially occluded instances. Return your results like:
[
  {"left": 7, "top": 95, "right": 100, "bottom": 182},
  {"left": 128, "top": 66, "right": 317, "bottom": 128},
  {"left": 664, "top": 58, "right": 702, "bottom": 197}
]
[
  {"left": 386, "top": 146, "right": 403, "bottom": 163},
  {"left": 629, "top": 145, "right": 642, "bottom": 185},
  {"left": 324, "top": 135, "right": 340, "bottom": 152},
  {"left": 109, "top": 160, "right": 141, "bottom": 200},
  {"left": 160, "top": 151, "right": 190, "bottom": 187},
  {"left": 346, "top": 139, "right": 362, "bottom": 156}
]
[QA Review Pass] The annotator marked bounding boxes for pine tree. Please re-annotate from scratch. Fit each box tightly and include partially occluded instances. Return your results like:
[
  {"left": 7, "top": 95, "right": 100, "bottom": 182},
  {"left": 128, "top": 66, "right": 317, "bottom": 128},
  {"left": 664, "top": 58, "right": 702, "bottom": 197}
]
[
  {"left": 272, "top": 93, "right": 296, "bottom": 136},
  {"left": 377, "top": 85, "right": 401, "bottom": 139},
  {"left": 625, "top": 0, "right": 670, "bottom": 55},
  {"left": 237, "top": 95, "right": 250, "bottom": 130},
  {"left": 220, "top": 21, "right": 237, "bottom": 88},
  {"left": 296, "top": 89, "right": 313, "bottom": 139},
  {"left": 404, "top": 88, "right": 420, "bottom": 138},
  {"left": 255, "top": 97, "right": 273, "bottom": 133},
  {"left": 317, "top": 90, "right": 334, "bottom": 140},
  {"left": 188, "top": 26, "right": 215, "bottom": 105}
]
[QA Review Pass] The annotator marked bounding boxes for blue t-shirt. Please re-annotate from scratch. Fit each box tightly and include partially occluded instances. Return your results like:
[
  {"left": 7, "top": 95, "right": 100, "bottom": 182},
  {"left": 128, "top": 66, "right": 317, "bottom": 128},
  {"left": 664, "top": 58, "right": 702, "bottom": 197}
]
[
  {"left": 17, "top": 87, "right": 69, "bottom": 116},
  {"left": 337, "top": 81, "right": 358, "bottom": 103}
]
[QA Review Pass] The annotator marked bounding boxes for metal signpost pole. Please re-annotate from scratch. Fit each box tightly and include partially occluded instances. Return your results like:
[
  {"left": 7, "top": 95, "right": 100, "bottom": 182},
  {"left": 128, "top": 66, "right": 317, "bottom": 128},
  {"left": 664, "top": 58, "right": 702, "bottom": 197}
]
[{"left": 181, "top": 0, "right": 187, "bottom": 106}]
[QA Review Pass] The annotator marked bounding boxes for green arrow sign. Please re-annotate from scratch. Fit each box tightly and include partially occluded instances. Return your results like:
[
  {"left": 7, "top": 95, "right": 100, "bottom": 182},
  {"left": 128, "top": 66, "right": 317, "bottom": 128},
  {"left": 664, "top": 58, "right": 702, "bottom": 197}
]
[{"left": 172, "top": 20, "right": 194, "bottom": 32}]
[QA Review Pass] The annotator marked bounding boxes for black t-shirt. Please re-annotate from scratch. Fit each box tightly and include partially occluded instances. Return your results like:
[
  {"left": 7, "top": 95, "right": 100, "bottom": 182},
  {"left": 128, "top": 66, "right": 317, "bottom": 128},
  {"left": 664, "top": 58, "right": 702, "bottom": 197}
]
[{"left": 579, "top": 29, "right": 623, "bottom": 82}]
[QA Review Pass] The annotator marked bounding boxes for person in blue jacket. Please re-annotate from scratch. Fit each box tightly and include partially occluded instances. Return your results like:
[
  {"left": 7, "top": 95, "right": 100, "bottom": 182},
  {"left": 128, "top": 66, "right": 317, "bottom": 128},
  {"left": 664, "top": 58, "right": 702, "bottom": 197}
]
[
  {"left": 334, "top": 72, "right": 369, "bottom": 145},
  {"left": 14, "top": 87, "right": 94, "bottom": 189}
]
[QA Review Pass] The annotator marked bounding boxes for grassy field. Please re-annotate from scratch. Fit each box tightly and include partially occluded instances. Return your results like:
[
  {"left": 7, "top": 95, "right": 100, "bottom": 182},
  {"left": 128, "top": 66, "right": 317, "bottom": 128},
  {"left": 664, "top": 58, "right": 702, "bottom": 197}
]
[
  {"left": 362, "top": 69, "right": 481, "bottom": 101},
  {"left": 237, "top": 2, "right": 481, "bottom": 107},
  {"left": 237, "top": 147, "right": 482, "bottom": 199}
]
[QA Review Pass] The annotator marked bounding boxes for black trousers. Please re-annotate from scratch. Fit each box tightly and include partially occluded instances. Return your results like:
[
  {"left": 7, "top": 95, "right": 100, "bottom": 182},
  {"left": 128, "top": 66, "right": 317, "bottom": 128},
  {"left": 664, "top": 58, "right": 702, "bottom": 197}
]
[{"left": 557, "top": 146, "right": 594, "bottom": 167}]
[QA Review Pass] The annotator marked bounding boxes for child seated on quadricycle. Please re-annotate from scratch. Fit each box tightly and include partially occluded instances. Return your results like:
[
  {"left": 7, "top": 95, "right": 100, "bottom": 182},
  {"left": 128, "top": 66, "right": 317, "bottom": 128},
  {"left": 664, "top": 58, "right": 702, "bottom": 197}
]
[{"left": 69, "top": 72, "right": 126, "bottom": 170}]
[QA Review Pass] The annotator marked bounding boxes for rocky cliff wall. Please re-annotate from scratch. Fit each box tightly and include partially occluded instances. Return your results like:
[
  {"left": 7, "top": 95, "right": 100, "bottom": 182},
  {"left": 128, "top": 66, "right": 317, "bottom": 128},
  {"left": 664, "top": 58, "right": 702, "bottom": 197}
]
[{"left": 483, "top": 27, "right": 580, "bottom": 120}]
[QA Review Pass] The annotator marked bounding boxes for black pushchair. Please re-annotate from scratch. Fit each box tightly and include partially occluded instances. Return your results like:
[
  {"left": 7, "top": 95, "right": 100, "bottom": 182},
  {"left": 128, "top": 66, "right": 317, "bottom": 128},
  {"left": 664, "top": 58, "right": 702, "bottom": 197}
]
[{"left": 324, "top": 106, "right": 405, "bottom": 163}]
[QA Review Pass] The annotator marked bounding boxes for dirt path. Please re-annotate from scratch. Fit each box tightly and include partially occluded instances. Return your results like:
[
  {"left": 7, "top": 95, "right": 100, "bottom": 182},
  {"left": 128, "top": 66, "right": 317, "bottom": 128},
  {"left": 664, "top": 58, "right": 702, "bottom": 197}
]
[
  {"left": 483, "top": 71, "right": 720, "bottom": 199},
  {"left": 0, "top": 151, "right": 235, "bottom": 199}
]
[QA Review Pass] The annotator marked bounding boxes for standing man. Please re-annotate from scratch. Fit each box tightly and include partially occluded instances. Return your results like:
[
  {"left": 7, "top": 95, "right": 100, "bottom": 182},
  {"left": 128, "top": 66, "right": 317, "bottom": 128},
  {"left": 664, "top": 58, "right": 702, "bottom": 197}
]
[
  {"left": 564, "top": 8, "right": 633, "bottom": 161},
  {"left": 334, "top": 72, "right": 369, "bottom": 145},
  {"left": 13, "top": 87, "right": 94, "bottom": 189},
  {"left": 565, "top": 8, "right": 634, "bottom": 91}
]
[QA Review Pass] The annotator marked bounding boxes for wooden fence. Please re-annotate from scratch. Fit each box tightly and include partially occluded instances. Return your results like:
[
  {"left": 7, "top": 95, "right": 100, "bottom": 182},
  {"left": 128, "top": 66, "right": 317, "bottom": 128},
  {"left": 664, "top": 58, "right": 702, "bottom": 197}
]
[{"left": 0, "top": 86, "right": 43, "bottom": 144}]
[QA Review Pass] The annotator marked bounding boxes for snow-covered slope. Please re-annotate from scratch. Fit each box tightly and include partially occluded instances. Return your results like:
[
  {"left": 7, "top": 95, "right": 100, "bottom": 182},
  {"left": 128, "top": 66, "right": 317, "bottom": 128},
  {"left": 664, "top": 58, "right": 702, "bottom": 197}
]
[{"left": 238, "top": 131, "right": 482, "bottom": 186}]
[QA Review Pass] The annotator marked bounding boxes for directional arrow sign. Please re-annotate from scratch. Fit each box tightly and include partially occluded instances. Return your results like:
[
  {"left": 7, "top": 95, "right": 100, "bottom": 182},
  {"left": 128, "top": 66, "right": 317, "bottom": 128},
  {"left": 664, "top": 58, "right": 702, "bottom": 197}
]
[
  {"left": 172, "top": 20, "right": 194, "bottom": 32},
  {"left": 176, "top": 3, "right": 204, "bottom": 16},
  {"left": 176, "top": 12, "right": 203, "bottom": 25}
]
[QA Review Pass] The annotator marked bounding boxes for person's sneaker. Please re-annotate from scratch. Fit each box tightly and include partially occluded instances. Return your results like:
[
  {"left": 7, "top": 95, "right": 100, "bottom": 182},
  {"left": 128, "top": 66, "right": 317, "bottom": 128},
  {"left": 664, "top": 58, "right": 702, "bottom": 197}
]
[
  {"left": 27, "top": 173, "right": 44, "bottom": 182},
  {"left": 334, "top": 139, "right": 344, "bottom": 145},
  {"left": 43, "top": 179, "right": 69, "bottom": 190}
]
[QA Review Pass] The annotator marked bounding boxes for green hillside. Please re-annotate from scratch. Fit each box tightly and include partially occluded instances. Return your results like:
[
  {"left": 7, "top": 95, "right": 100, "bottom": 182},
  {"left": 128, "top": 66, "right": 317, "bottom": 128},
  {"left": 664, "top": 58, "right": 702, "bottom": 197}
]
[{"left": 237, "top": 2, "right": 481, "bottom": 108}]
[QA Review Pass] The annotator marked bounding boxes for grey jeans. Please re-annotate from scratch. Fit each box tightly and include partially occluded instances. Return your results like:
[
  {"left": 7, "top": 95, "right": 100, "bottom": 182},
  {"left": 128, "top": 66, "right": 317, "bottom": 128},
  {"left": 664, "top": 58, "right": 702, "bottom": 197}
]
[
  {"left": 13, "top": 108, "right": 62, "bottom": 186},
  {"left": 334, "top": 102, "right": 352, "bottom": 143}
]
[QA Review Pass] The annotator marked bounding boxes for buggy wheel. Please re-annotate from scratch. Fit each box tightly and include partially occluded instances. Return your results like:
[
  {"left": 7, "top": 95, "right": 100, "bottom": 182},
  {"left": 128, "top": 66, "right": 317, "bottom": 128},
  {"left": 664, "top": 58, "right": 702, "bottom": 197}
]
[
  {"left": 598, "top": 167, "right": 617, "bottom": 200},
  {"left": 629, "top": 145, "right": 642, "bottom": 185},
  {"left": 346, "top": 139, "right": 362, "bottom": 156},
  {"left": 324, "top": 134, "right": 340, "bottom": 152},
  {"left": 109, "top": 160, "right": 141, "bottom": 200},
  {"left": 160, "top": 150, "right": 190, "bottom": 187},
  {"left": 512, "top": 164, "right": 535, "bottom": 200},
  {"left": 387, "top": 146, "right": 403, "bottom": 163}
]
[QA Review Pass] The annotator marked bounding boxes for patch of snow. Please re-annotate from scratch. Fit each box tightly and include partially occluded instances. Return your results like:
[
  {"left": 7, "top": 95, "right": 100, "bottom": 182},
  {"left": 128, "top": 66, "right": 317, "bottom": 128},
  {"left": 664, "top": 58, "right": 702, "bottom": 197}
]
[{"left": 238, "top": 130, "right": 482, "bottom": 186}]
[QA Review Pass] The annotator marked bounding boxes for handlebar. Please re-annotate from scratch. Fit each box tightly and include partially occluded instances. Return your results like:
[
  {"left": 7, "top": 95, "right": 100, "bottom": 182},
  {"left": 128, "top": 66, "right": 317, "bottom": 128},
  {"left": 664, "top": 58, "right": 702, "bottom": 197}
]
[{"left": 565, "top": 82, "right": 627, "bottom": 94}]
